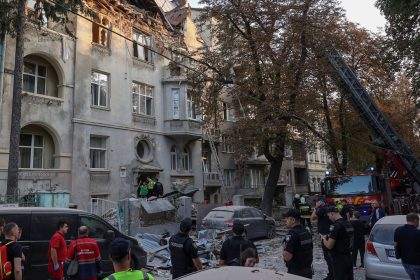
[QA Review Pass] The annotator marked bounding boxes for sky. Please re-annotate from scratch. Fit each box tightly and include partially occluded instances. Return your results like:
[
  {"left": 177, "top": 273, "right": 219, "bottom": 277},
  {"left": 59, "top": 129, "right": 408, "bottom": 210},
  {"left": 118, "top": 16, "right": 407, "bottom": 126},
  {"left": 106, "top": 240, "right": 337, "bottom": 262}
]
[{"left": 188, "top": 0, "right": 387, "bottom": 33}]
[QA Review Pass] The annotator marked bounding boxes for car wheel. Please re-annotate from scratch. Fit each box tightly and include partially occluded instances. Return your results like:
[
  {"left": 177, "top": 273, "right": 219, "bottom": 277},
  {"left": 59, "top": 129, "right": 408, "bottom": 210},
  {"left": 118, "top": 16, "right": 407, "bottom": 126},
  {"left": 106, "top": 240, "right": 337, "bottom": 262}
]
[{"left": 266, "top": 225, "right": 276, "bottom": 239}]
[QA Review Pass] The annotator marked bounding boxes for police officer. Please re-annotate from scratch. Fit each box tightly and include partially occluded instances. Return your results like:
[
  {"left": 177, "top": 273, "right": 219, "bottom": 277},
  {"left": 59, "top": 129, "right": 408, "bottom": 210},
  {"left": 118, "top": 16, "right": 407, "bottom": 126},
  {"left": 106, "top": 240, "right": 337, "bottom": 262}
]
[
  {"left": 311, "top": 200, "right": 333, "bottom": 280},
  {"left": 321, "top": 206, "right": 354, "bottom": 280},
  {"left": 219, "top": 220, "right": 258, "bottom": 266},
  {"left": 282, "top": 209, "right": 313, "bottom": 278},
  {"left": 169, "top": 218, "right": 202, "bottom": 279}
]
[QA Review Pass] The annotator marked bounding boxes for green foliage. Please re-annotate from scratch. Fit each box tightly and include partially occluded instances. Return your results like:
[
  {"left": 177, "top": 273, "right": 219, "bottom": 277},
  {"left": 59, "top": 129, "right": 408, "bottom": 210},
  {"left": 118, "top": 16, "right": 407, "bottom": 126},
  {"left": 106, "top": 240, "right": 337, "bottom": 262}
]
[{"left": 375, "top": 0, "right": 420, "bottom": 101}]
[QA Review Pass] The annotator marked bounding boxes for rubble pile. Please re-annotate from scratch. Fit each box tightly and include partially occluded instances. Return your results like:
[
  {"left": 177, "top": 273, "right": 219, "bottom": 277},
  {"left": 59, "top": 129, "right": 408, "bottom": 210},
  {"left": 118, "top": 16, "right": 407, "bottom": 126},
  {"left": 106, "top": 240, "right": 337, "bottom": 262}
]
[{"left": 137, "top": 223, "right": 367, "bottom": 280}]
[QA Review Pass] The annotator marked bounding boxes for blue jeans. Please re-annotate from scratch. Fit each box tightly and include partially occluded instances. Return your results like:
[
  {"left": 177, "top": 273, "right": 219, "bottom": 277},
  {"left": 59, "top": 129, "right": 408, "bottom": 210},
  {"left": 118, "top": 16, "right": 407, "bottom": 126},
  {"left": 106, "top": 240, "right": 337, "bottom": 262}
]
[{"left": 403, "top": 263, "right": 420, "bottom": 280}]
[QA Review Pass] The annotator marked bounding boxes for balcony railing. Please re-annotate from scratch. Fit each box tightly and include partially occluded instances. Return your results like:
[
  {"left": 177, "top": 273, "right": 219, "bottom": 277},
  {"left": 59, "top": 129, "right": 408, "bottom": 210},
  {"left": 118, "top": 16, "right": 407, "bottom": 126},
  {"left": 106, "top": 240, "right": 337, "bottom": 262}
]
[
  {"left": 203, "top": 172, "right": 221, "bottom": 186},
  {"left": 164, "top": 119, "right": 202, "bottom": 137}
]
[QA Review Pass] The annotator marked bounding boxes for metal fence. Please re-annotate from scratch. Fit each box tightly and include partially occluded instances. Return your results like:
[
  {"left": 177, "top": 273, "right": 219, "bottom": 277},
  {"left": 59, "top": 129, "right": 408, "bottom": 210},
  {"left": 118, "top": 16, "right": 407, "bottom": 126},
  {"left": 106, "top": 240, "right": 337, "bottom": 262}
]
[
  {"left": 89, "top": 198, "right": 121, "bottom": 231},
  {"left": 0, "top": 193, "right": 38, "bottom": 207}
]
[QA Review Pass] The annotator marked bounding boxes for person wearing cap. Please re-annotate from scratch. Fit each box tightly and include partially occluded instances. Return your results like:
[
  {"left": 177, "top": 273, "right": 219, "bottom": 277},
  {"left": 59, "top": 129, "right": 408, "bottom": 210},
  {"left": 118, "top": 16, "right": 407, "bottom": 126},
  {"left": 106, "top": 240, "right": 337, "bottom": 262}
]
[
  {"left": 104, "top": 238, "right": 154, "bottom": 280},
  {"left": 169, "top": 218, "right": 202, "bottom": 279},
  {"left": 282, "top": 209, "right": 313, "bottom": 278},
  {"left": 321, "top": 206, "right": 354, "bottom": 280},
  {"left": 219, "top": 220, "right": 258, "bottom": 266},
  {"left": 311, "top": 199, "right": 333, "bottom": 280}
]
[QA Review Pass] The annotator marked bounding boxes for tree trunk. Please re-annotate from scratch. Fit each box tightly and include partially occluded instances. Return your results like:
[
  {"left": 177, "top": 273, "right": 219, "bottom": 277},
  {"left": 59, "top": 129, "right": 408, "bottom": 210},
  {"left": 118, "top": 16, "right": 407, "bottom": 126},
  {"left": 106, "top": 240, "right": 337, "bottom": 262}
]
[
  {"left": 6, "top": 0, "right": 25, "bottom": 199},
  {"left": 260, "top": 160, "right": 282, "bottom": 216}
]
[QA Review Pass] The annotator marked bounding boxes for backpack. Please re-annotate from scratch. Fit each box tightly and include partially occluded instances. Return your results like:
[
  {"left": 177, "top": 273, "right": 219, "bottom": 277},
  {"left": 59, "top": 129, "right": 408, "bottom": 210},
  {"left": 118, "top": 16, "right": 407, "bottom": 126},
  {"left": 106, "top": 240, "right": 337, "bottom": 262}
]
[{"left": 0, "top": 241, "right": 15, "bottom": 279}]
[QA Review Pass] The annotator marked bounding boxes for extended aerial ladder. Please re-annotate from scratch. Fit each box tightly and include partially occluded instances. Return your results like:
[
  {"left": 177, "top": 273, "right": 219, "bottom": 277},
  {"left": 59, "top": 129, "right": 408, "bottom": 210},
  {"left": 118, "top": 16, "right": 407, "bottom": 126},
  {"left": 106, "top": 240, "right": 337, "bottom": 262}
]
[
  {"left": 204, "top": 128, "right": 231, "bottom": 202},
  {"left": 325, "top": 48, "right": 420, "bottom": 188}
]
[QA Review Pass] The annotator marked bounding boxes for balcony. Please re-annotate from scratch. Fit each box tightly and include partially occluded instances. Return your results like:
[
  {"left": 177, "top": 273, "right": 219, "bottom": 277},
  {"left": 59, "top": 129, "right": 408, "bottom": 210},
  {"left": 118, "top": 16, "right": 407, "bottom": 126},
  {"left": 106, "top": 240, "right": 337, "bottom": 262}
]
[
  {"left": 203, "top": 172, "right": 221, "bottom": 187},
  {"left": 236, "top": 185, "right": 264, "bottom": 198},
  {"left": 164, "top": 119, "right": 202, "bottom": 139},
  {"left": 162, "top": 64, "right": 187, "bottom": 83}
]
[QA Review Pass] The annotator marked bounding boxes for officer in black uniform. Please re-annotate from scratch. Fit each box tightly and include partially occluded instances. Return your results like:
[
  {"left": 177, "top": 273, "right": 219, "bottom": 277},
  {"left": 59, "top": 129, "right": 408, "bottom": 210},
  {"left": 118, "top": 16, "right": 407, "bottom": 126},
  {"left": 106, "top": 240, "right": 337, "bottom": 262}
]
[
  {"left": 169, "top": 218, "right": 202, "bottom": 279},
  {"left": 282, "top": 209, "right": 313, "bottom": 278},
  {"left": 219, "top": 220, "right": 258, "bottom": 266},
  {"left": 321, "top": 206, "right": 354, "bottom": 280}
]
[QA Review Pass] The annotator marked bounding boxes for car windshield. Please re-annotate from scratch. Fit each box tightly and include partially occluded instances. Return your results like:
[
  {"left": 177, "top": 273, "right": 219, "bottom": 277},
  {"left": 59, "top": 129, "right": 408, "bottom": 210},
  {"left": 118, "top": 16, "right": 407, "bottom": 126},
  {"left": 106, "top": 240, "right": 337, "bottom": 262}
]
[
  {"left": 369, "top": 224, "right": 400, "bottom": 245},
  {"left": 325, "top": 175, "right": 375, "bottom": 195},
  {"left": 205, "top": 210, "right": 234, "bottom": 219}
]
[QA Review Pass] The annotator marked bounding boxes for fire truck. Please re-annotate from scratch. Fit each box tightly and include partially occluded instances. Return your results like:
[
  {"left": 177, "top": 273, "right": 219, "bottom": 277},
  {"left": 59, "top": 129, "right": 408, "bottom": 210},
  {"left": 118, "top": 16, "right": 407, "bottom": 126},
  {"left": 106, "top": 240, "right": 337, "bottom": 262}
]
[{"left": 318, "top": 49, "right": 420, "bottom": 215}]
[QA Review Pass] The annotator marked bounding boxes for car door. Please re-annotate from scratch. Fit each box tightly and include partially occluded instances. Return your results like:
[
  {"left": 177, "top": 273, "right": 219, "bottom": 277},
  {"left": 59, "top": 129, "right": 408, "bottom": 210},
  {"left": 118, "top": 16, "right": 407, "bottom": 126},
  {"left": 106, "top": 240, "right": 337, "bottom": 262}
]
[
  {"left": 240, "top": 208, "right": 257, "bottom": 239},
  {"left": 1, "top": 213, "right": 32, "bottom": 279},
  {"left": 80, "top": 215, "right": 116, "bottom": 275},
  {"left": 249, "top": 208, "right": 267, "bottom": 238},
  {"left": 29, "top": 212, "right": 78, "bottom": 279}
]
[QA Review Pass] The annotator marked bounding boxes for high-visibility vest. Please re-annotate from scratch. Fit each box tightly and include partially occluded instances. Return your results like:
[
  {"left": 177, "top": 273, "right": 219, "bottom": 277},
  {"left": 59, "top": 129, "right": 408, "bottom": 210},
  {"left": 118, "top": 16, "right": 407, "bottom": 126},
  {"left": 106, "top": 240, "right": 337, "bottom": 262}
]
[{"left": 104, "top": 269, "right": 154, "bottom": 280}]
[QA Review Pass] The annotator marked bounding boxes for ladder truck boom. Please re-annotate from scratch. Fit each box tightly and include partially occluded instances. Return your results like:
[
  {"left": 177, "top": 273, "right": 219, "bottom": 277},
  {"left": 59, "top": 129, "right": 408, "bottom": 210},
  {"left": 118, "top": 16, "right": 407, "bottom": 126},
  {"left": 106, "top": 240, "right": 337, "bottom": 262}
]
[{"left": 326, "top": 48, "right": 420, "bottom": 187}]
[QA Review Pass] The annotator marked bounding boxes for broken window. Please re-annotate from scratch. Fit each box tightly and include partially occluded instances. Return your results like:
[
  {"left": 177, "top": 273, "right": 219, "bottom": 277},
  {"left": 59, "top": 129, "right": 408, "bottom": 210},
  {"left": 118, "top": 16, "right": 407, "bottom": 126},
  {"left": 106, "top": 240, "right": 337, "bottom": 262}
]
[
  {"left": 92, "top": 16, "right": 110, "bottom": 47},
  {"left": 132, "top": 30, "right": 153, "bottom": 63}
]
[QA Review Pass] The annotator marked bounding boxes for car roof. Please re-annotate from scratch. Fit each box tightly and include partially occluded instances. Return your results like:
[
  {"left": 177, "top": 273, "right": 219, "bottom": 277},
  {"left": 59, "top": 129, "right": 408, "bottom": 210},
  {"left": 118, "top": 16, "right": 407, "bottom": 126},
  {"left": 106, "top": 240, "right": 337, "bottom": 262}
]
[
  {"left": 0, "top": 207, "right": 86, "bottom": 214},
  {"left": 178, "top": 266, "right": 306, "bottom": 280},
  {"left": 211, "top": 206, "right": 253, "bottom": 212},
  {"left": 375, "top": 214, "right": 420, "bottom": 225}
]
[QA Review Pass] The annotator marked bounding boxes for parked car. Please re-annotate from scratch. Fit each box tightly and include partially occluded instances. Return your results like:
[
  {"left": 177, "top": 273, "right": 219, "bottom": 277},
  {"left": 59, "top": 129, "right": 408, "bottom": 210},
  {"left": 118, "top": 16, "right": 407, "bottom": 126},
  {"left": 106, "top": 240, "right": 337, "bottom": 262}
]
[
  {"left": 0, "top": 207, "right": 147, "bottom": 279},
  {"left": 365, "top": 215, "right": 420, "bottom": 280},
  {"left": 200, "top": 206, "right": 276, "bottom": 239}
]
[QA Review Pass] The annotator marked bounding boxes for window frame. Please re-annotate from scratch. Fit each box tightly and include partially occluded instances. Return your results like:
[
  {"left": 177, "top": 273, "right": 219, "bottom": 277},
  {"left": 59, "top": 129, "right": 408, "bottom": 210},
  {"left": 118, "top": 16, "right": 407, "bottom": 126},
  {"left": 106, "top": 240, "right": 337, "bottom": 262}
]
[
  {"left": 89, "top": 136, "right": 108, "bottom": 169},
  {"left": 170, "top": 145, "right": 178, "bottom": 171},
  {"left": 23, "top": 61, "right": 47, "bottom": 95},
  {"left": 132, "top": 30, "right": 153, "bottom": 63},
  {"left": 186, "top": 91, "right": 197, "bottom": 120},
  {"left": 91, "top": 71, "right": 109, "bottom": 109},
  {"left": 222, "top": 102, "right": 234, "bottom": 121},
  {"left": 221, "top": 135, "right": 234, "bottom": 153},
  {"left": 132, "top": 81, "right": 154, "bottom": 116},
  {"left": 92, "top": 15, "right": 110, "bottom": 48},
  {"left": 181, "top": 147, "right": 191, "bottom": 171},
  {"left": 172, "top": 88, "right": 180, "bottom": 119},
  {"left": 19, "top": 133, "right": 44, "bottom": 169}
]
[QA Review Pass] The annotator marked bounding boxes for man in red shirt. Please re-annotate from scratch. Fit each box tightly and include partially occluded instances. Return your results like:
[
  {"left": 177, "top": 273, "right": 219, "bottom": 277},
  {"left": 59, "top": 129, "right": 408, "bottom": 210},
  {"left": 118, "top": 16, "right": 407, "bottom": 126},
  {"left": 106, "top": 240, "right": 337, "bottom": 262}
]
[
  {"left": 64, "top": 226, "right": 102, "bottom": 280},
  {"left": 48, "top": 220, "right": 69, "bottom": 280}
]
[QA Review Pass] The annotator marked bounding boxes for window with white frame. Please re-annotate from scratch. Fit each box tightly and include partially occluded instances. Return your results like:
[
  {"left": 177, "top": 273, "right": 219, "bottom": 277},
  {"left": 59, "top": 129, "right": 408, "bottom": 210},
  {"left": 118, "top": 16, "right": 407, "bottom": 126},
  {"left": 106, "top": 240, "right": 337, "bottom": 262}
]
[
  {"left": 92, "top": 15, "right": 110, "bottom": 47},
  {"left": 19, "top": 134, "right": 44, "bottom": 168},
  {"left": 224, "top": 169, "right": 235, "bottom": 186},
  {"left": 132, "top": 30, "right": 153, "bottom": 63},
  {"left": 23, "top": 62, "right": 47, "bottom": 95},
  {"left": 221, "top": 135, "right": 234, "bottom": 153},
  {"left": 90, "top": 136, "right": 107, "bottom": 169},
  {"left": 309, "top": 151, "right": 315, "bottom": 162},
  {"left": 284, "top": 145, "right": 293, "bottom": 158},
  {"left": 91, "top": 71, "right": 109, "bottom": 108},
  {"left": 223, "top": 102, "right": 234, "bottom": 121},
  {"left": 132, "top": 82, "right": 153, "bottom": 116},
  {"left": 181, "top": 147, "right": 191, "bottom": 171},
  {"left": 172, "top": 88, "right": 180, "bottom": 119},
  {"left": 245, "top": 168, "right": 265, "bottom": 189},
  {"left": 314, "top": 149, "right": 319, "bottom": 162},
  {"left": 186, "top": 91, "right": 197, "bottom": 119},
  {"left": 170, "top": 145, "right": 178, "bottom": 170}
]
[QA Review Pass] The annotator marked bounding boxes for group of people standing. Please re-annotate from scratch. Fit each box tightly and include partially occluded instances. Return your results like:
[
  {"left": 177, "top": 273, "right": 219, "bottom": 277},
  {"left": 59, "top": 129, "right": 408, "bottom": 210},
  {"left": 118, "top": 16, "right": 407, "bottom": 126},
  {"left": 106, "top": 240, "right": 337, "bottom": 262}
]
[
  {"left": 0, "top": 219, "right": 153, "bottom": 280},
  {"left": 168, "top": 218, "right": 259, "bottom": 279},
  {"left": 137, "top": 177, "right": 164, "bottom": 199}
]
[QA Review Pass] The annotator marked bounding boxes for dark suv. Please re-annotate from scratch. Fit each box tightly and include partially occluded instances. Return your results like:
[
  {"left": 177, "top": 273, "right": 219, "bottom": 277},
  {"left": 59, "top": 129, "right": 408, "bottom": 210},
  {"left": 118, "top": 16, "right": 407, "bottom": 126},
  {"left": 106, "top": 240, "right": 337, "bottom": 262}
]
[{"left": 0, "top": 207, "right": 146, "bottom": 279}]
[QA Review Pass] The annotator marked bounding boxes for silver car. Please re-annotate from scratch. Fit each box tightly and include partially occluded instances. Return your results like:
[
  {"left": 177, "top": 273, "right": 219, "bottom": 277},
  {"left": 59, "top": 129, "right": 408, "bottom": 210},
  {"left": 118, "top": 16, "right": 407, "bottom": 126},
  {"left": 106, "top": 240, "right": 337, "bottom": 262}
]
[{"left": 365, "top": 215, "right": 420, "bottom": 280}]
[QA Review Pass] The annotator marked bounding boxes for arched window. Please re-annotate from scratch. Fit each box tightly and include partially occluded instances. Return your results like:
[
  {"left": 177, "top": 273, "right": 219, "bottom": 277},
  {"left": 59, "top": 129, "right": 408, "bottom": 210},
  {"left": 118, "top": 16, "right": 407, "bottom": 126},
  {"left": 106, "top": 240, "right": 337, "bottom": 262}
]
[
  {"left": 170, "top": 145, "right": 177, "bottom": 171},
  {"left": 19, "top": 125, "right": 55, "bottom": 169},
  {"left": 181, "top": 147, "right": 191, "bottom": 171},
  {"left": 23, "top": 55, "right": 59, "bottom": 97}
]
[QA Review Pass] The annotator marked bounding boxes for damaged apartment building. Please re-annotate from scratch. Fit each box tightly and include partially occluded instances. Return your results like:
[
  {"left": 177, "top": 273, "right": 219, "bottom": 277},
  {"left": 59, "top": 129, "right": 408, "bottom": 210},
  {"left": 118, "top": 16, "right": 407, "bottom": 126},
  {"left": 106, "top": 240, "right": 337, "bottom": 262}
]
[{"left": 0, "top": 0, "right": 205, "bottom": 209}]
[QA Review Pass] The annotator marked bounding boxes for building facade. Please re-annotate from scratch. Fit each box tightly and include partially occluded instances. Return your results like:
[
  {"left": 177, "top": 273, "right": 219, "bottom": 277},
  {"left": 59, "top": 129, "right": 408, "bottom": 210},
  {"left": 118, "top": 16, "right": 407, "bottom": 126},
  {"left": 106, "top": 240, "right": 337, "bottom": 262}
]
[{"left": 0, "top": 0, "right": 204, "bottom": 210}]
